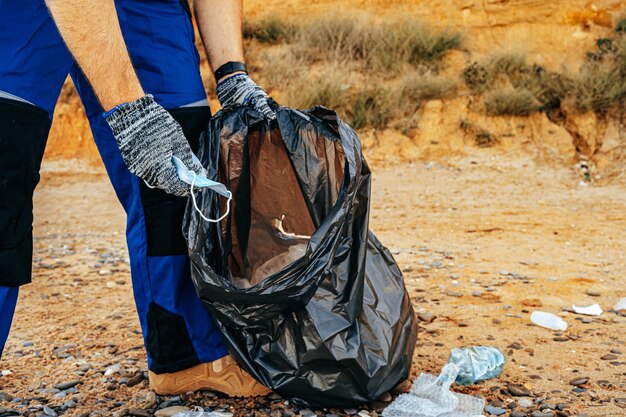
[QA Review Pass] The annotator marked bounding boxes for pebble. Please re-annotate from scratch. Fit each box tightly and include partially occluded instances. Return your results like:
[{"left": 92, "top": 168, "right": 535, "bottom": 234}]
[
  {"left": 600, "top": 354, "right": 617, "bottom": 360},
  {"left": 154, "top": 406, "right": 190, "bottom": 417},
  {"left": 344, "top": 409, "right": 358, "bottom": 415},
  {"left": 568, "top": 377, "right": 588, "bottom": 386},
  {"left": 585, "top": 290, "right": 600, "bottom": 297},
  {"left": 125, "top": 372, "right": 144, "bottom": 387},
  {"left": 128, "top": 409, "right": 150, "bottom": 417},
  {"left": 484, "top": 405, "right": 507, "bottom": 415},
  {"left": 212, "top": 412, "right": 233, "bottom": 417},
  {"left": 300, "top": 408, "right": 315, "bottom": 416},
  {"left": 518, "top": 397, "right": 533, "bottom": 407},
  {"left": 511, "top": 412, "right": 528, "bottom": 417},
  {"left": 417, "top": 312, "right": 435, "bottom": 323},
  {"left": 54, "top": 380, "right": 81, "bottom": 390},
  {"left": 144, "top": 391, "right": 157, "bottom": 406},
  {"left": 530, "top": 412, "right": 554, "bottom": 417},
  {"left": 63, "top": 400, "right": 77, "bottom": 409},
  {"left": 0, "top": 392, "right": 13, "bottom": 402},
  {"left": 105, "top": 364, "right": 122, "bottom": 376},
  {"left": 43, "top": 405, "right": 58, "bottom": 417},
  {"left": 508, "top": 384, "right": 532, "bottom": 397}
]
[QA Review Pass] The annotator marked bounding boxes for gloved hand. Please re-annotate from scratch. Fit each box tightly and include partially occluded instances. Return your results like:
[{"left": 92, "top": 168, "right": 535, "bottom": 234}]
[
  {"left": 105, "top": 94, "right": 205, "bottom": 197},
  {"left": 216, "top": 73, "right": 276, "bottom": 120}
]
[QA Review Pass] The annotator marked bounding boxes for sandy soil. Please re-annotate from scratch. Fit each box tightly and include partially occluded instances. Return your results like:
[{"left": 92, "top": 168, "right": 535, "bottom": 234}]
[{"left": 1, "top": 151, "right": 625, "bottom": 417}]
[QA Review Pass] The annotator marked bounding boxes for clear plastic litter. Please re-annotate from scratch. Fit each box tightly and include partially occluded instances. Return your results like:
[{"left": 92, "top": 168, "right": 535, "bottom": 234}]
[
  {"left": 572, "top": 303, "right": 603, "bottom": 316},
  {"left": 530, "top": 311, "right": 568, "bottom": 331},
  {"left": 447, "top": 346, "right": 506, "bottom": 386},
  {"left": 614, "top": 297, "right": 626, "bottom": 312},
  {"left": 382, "top": 363, "right": 485, "bottom": 417}
]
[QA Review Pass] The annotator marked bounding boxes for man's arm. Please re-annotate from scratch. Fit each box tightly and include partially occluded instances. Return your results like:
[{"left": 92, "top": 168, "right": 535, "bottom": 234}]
[
  {"left": 45, "top": 0, "right": 205, "bottom": 196},
  {"left": 193, "top": 0, "right": 245, "bottom": 81},
  {"left": 194, "top": 0, "right": 276, "bottom": 119},
  {"left": 45, "top": 0, "right": 144, "bottom": 110}
]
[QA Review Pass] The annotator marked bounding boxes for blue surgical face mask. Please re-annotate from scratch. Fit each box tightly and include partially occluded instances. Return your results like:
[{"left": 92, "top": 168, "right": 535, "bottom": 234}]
[{"left": 172, "top": 155, "right": 232, "bottom": 223}]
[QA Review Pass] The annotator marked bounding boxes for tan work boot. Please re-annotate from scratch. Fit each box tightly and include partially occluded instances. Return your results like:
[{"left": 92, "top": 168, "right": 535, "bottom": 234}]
[{"left": 149, "top": 354, "right": 271, "bottom": 397}]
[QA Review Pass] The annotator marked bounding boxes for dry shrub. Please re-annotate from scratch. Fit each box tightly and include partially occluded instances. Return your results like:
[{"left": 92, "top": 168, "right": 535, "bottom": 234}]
[
  {"left": 246, "top": 14, "right": 462, "bottom": 73},
  {"left": 399, "top": 74, "right": 457, "bottom": 103},
  {"left": 243, "top": 18, "right": 295, "bottom": 44},
  {"left": 260, "top": 48, "right": 305, "bottom": 91},
  {"left": 349, "top": 85, "right": 393, "bottom": 129},
  {"left": 484, "top": 88, "right": 538, "bottom": 116},
  {"left": 568, "top": 65, "right": 626, "bottom": 112},
  {"left": 285, "top": 68, "right": 349, "bottom": 111},
  {"left": 567, "top": 36, "right": 626, "bottom": 112},
  {"left": 464, "top": 51, "right": 527, "bottom": 93}
]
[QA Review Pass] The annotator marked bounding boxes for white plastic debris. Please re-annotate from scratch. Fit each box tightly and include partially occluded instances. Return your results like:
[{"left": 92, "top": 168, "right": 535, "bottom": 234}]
[
  {"left": 530, "top": 311, "right": 568, "bottom": 331},
  {"left": 572, "top": 303, "right": 603, "bottom": 316},
  {"left": 382, "top": 363, "right": 485, "bottom": 417},
  {"left": 614, "top": 297, "right": 626, "bottom": 312}
]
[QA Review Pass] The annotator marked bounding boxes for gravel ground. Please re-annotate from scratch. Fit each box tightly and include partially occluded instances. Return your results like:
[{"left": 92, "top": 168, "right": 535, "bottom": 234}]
[{"left": 1, "top": 153, "right": 625, "bottom": 417}]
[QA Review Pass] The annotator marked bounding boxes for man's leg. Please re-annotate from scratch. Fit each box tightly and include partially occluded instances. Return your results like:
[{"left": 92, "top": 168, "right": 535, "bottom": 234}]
[
  {"left": 0, "top": 1, "right": 74, "bottom": 358},
  {"left": 70, "top": 0, "right": 233, "bottom": 383},
  {"left": 0, "top": 287, "right": 19, "bottom": 357}
]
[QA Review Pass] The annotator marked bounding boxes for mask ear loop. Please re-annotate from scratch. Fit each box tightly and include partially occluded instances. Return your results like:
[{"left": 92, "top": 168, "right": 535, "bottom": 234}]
[{"left": 190, "top": 171, "right": 232, "bottom": 223}]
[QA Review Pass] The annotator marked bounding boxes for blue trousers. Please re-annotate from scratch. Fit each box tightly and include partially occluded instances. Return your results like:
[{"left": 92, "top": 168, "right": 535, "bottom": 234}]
[
  {"left": 0, "top": 0, "right": 227, "bottom": 373},
  {"left": 0, "top": 287, "right": 19, "bottom": 357}
]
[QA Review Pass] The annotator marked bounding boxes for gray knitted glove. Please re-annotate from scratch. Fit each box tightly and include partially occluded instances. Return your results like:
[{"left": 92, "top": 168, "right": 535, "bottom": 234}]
[
  {"left": 216, "top": 74, "right": 276, "bottom": 120},
  {"left": 105, "top": 94, "right": 205, "bottom": 197}
]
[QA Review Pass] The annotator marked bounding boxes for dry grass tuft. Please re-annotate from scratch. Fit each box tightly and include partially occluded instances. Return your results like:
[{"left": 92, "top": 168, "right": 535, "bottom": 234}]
[
  {"left": 349, "top": 85, "right": 393, "bottom": 129},
  {"left": 484, "top": 88, "right": 538, "bottom": 116},
  {"left": 399, "top": 74, "right": 457, "bottom": 103},
  {"left": 243, "top": 18, "right": 294, "bottom": 44},
  {"left": 247, "top": 14, "right": 462, "bottom": 73}
]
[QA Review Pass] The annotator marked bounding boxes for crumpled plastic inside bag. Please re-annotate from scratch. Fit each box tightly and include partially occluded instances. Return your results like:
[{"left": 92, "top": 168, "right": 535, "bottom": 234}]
[{"left": 382, "top": 364, "right": 485, "bottom": 417}]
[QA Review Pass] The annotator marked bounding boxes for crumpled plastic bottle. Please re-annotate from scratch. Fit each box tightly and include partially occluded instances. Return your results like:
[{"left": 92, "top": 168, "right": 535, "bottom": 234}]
[
  {"left": 382, "top": 363, "right": 485, "bottom": 417},
  {"left": 447, "top": 346, "right": 506, "bottom": 386}
]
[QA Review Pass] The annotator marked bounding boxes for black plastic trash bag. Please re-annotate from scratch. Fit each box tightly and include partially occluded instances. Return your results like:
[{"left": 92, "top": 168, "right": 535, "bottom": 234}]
[{"left": 183, "top": 105, "right": 417, "bottom": 408}]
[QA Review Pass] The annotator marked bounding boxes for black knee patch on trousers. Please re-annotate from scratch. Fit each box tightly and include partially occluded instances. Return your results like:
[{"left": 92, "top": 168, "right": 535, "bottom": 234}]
[
  {"left": 0, "top": 98, "right": 51, "bottom": 286},
  {"left": 140, "top": 106, "right": 211, "bottom": 257},
  {"left": 146, "top": 302, "right": 200, "bottom": 374}
]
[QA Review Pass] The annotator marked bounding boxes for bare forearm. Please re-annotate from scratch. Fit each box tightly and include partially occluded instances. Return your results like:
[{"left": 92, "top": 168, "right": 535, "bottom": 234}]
[
  {"left": 45, "top": 0, "right": 144, "bottom": 110},
  {"left": 194, "top": 0, "right": 245, "bottom": 80}
]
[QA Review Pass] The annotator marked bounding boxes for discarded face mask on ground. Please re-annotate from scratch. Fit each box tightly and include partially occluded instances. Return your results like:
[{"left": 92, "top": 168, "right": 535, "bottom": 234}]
[
  {"left": 382, "top": 363, "right": 485, "bottom": 417},
  {"left": 447, "top": 346, "right": 506, "bottom": 385}
]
